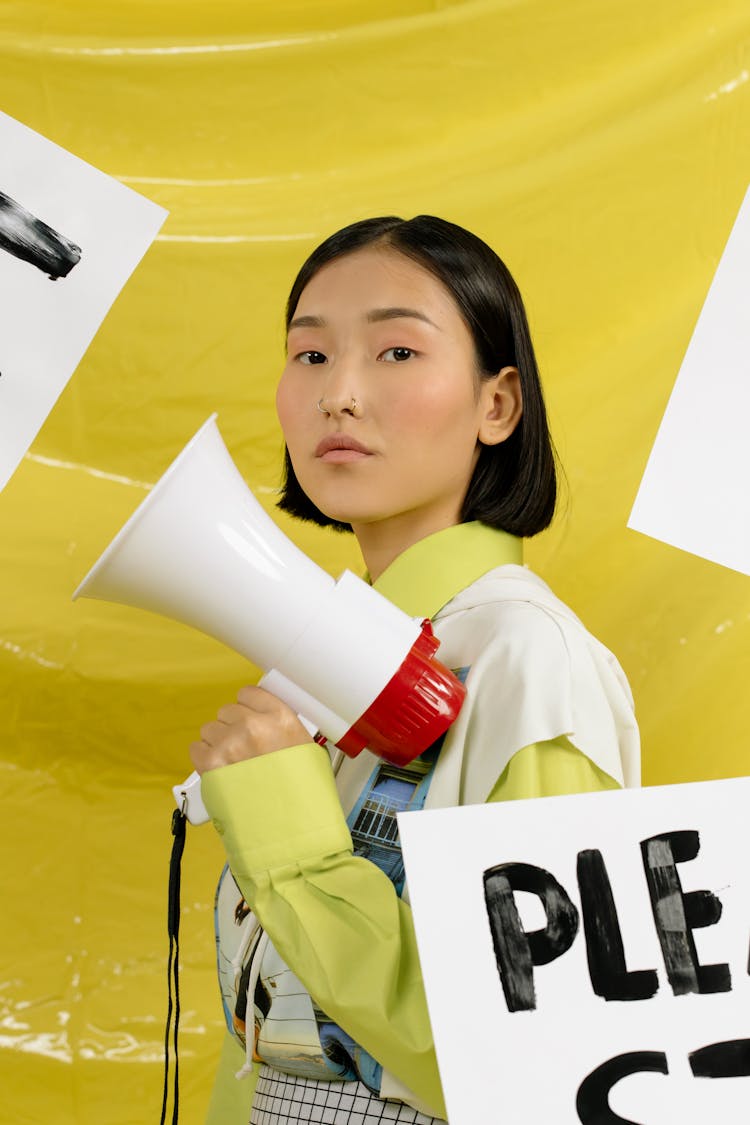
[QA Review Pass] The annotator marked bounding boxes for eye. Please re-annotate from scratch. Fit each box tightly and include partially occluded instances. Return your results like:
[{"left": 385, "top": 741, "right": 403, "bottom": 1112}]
[
  {"left": 296, "top": 350, "right": 327, "bottom": 365},
  {"left": 380, "top": 346, "right": 415, "bottom": 362}
]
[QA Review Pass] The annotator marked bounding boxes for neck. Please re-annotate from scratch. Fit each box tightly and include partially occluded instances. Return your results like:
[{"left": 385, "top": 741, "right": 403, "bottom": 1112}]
[{"left": 352, "top": 510, "right": 462, "bottom": 582}]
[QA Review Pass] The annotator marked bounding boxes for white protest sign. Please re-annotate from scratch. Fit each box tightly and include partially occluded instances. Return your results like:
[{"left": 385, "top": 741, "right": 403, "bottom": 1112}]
[
  {"left": 399, "top": 777, "right": 750, "bottom": 1125},
  {"left": 0, "top": 111, "right": 168, "bottom": 492},
  {"left": 628, "top": 185, "right": 750, "bottom": 575}
]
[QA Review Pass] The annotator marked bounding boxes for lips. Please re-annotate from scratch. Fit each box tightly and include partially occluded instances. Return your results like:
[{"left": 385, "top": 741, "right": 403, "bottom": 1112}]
[{"left": 315, "top": 434, "right": 374, "bottom": 462}]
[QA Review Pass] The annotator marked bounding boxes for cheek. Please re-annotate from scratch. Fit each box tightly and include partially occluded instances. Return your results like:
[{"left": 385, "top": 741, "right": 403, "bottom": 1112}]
[
  {"left": 389, "top": 374, "right": 478, "bottom": 443},
  {"left": 275, "top": 369, "right": 303, "bottom": 442}
]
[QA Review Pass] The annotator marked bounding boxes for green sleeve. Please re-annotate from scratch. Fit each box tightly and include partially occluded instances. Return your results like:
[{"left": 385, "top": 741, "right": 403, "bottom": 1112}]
[
  {"left": 487, "top": 735, "right": 621, "bottom": 802},
  {"left": 201, "top": 737, "right": 618, "bottom": 1120},
  {"left": 201, "top": 743, "right": 447, "bottom": 1119}
]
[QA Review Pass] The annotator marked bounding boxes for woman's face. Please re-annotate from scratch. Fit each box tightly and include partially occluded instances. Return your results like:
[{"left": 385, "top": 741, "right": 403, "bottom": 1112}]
[{"left": 276, "top": 245, "right": 514, "bottom": 544}]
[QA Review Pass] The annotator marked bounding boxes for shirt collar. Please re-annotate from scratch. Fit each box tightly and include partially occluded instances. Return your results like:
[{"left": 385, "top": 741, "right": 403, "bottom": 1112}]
[{"left": 372, "top": 522, "right": 522, "bottom": 619}]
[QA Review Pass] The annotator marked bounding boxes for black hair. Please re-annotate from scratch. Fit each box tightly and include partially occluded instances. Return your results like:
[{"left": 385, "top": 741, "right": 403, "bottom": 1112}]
[{"left": 277, "top": 215, "right": 557, "bottom": 537}]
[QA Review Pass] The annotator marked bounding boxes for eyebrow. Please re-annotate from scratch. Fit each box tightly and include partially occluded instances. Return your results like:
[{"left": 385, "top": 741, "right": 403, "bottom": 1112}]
[
  {"left": 287, "top": 314, "right": 325, "bottom": 330},
  {"left": 367, "top": 306, "right": 439, "bottom": 329},
  {"left": 287, "top": 307, "right": 440, "bottom": 332}
]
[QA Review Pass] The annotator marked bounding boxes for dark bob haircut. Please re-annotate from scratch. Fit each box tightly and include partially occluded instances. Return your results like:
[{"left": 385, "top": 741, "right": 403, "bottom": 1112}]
[{"left": 277, "top": 215, "right": 557, "bottom": 538}]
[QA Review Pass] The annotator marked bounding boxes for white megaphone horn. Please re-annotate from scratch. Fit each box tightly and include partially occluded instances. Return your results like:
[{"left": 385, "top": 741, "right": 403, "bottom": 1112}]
[{"left": 73, "top": 415, "right": 466, "bottom": 825}]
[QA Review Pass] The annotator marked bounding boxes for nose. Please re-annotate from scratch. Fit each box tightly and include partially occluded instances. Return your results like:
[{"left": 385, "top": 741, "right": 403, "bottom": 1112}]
[
  {"left": 316, "top": 352, "right": 364, "bottom": 418},
  {"left": 317, "top": 394, "right": 362, "bottom": 418}
]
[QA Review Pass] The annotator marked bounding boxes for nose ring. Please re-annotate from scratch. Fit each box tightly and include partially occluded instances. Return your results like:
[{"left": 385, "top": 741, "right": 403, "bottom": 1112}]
[{"left": 317, "top": 397, "right": 360, "bottom": 416}]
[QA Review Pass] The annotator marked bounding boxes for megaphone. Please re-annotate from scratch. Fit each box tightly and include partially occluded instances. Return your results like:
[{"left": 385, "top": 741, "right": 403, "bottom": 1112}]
[{"left": 73, "top": 415, "right": 466, "bottom": 825}]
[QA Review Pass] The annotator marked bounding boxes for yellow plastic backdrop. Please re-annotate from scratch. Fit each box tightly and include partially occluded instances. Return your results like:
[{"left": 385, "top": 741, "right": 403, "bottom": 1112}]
[{"left": 1, "top": 2, "right": 749, "bottom": 1122}]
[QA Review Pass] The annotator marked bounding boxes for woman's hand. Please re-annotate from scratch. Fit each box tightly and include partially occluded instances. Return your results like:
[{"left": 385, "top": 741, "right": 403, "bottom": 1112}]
[{"left": 190, "top": 685, "right": 312, "bottom": 775}]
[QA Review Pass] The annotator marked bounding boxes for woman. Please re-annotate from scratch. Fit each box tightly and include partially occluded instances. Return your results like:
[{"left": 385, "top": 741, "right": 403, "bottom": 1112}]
[{"left": 195, "top": 216, "right": 640, "bottom": 1124}]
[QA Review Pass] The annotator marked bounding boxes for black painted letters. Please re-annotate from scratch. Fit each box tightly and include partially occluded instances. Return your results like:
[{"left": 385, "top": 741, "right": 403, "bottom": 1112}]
[
  {"left": 577, "top": 849, "right": 659, "bottom": 1002},
  {"left": 483, "top": 862, "right": 579, "bottom": 1011},
  {"left": 640, "top": 830, "right": 731, "bottom": 996},
  {"left": 576, "top": 1050, "right": 669, "bottom": 1125}
]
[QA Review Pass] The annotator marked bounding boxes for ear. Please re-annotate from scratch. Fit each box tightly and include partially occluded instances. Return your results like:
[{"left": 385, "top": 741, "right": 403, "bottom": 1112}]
[{"left": 477, "top": 366, "right": 523, "bottom": 446}]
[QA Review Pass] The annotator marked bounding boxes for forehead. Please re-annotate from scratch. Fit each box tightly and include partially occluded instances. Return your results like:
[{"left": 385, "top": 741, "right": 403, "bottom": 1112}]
[{"left": 292, "top": 245, "right": 462, "bottom": 324}]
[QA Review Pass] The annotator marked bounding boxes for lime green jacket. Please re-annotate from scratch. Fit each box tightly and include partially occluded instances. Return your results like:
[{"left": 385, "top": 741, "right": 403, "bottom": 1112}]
[{"left": 203, "top": 524, "right": 637, "bottom": 1122}]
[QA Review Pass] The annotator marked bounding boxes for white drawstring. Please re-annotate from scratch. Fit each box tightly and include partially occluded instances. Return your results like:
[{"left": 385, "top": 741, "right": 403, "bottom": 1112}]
[{"left": 235, "top": 929, "right": 271, "bottom": 1080}]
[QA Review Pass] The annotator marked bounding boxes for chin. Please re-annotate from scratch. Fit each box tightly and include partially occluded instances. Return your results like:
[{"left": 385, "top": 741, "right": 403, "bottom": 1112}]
[
  {"left": 318, "top": 502, "right": 396, "bottom": 531},
  {"left": 316, "top": 503, "right": 372, "bottom": 525},
  {"left": 305, "top": 486, "right": 381, "bottom": 527}
]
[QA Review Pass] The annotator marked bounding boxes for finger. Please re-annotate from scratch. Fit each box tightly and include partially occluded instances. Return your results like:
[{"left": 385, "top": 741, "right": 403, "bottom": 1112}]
[
  {"left": 236, "top": 684, "right": 284, "bottom": 713},
  {"left": 216, "top": 702, "right": 252, "bottom": 725},
  {"left": 189, "top": 739, "right": 213, "bottom": 774},
  {"left": 199, "top": 719, "right": 231, "bottom": 746}
]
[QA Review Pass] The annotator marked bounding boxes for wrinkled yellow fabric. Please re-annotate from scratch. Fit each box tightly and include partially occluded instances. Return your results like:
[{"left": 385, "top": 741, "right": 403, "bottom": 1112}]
[{"left": 2, "top": 4, "right": 749, "bottom": 1123}]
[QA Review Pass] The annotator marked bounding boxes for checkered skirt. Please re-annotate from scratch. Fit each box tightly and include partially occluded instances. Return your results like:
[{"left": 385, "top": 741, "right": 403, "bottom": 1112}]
[{"left": 249, "top": 1065, "right": 446, "bottom": 1125}]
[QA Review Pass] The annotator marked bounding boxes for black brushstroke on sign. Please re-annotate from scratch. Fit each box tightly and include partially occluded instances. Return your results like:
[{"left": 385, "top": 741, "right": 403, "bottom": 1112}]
[
  {"left": 640, "top": 830, "right": 731, "bottom": 996},
  {"left": 483, "top": 862, "right": 579, "bottom": 1011},
  {"left": 577, "top": 849, "right": 659, "bottom": 1002},
  {"left": 0, "top": 190, "right": 82, "bottom": 279},
  {"left": 689, "top": 1038, "right": 750, "bottom": 1079},
  {"left": 576, "top": 1051, "right": 669, "bottom": 1124}
]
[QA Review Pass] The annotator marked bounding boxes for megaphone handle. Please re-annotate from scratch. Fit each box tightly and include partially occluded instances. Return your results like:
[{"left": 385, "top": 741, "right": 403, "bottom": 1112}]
[
  {"left": 172, "top": 771, "right": 210, "bottom": 826},
  {"left": 259, "top": 668, "right": 346, "bottom": 744}
]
